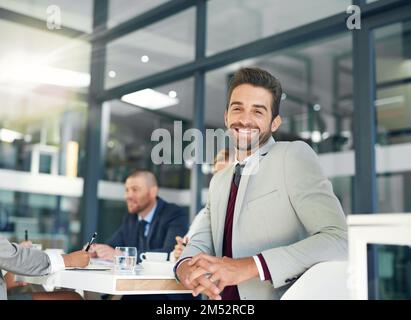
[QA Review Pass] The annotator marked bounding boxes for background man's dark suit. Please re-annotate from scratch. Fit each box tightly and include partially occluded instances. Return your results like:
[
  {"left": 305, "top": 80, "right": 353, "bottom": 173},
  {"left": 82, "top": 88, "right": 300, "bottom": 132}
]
[
  {"left": 107, "top": 197, "right": 191, "bottom": 300},
  {"left": 107, "top": 197, "right": 188, "bottom": 258}
]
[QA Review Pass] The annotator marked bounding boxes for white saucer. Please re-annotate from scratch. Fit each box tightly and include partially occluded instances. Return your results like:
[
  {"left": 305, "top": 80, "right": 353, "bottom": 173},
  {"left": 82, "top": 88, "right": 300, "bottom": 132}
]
[{"left": 140, "top": 261, "right": 174, "bottom": 276}]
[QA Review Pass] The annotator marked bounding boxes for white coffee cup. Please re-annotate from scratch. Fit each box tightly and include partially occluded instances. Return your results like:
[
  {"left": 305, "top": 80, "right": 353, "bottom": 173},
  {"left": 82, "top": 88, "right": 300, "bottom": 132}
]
[{"left": 139, "top": 252, "right": 168, "bottom": 262}]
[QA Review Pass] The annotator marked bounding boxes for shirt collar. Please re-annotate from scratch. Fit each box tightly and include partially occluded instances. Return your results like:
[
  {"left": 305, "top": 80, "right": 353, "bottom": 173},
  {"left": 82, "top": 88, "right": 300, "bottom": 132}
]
[
  {"left": 138, "top": 201, "right": 157, "bottom": 224},
  {"left": 234, "top": 136, "right": 275, "bottom": 165}
]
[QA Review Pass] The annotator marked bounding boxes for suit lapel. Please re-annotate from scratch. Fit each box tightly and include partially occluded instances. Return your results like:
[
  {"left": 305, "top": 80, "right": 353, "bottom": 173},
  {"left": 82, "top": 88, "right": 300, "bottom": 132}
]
[
  {"left": 129, "top": 215, "right": 139, "bottom": 247},
  {"left": 233, "top": 138, "right": 276, "bottom": 229},
  {"left": 214, "top": 165, "right": 235, "bottom": 257},
  {"left": 232, "top": 162, "right": 253, "bottom": 228},
  {"left": 213, "top": 137, "right": 276, "bottom": 256},
  {"left": 146, "top": 198, "right": 163, "bottom": 246}
]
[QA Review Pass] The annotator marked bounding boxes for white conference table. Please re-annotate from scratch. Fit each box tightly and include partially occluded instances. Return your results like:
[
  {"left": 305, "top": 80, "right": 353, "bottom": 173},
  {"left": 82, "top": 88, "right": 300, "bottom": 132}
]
[{"left": 17, "top": 267, "right": 191, "bottom": 295}]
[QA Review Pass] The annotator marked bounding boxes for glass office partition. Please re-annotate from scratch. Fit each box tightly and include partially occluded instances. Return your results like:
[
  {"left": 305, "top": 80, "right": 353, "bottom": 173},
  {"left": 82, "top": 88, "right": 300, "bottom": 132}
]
[
  {"left": 368, "top": 244, "right": 411, "bottom": 300},
  {"left": 374, "top": 20, "right": 411, "bottom": 213},
  {"left": 108, "top": 0, "right": 170, "bottom": 28},
  {"left": 0, "top": 190, "right": 81, "bottom": 251},
  {"left": 207, "top": 0, "right": 351, "bottom": 55},
  {"left": 105, "top": 78, "right": 193, "bottom": 188},
  {"left": 105, "top": 7, "right": 195, "bottom": 89}
]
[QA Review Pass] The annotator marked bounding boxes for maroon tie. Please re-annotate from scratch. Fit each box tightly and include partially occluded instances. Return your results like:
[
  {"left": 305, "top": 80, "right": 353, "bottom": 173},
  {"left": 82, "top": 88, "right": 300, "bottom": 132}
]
[{"left": 221, "top": 163, "right": 243, "bottom": 300}]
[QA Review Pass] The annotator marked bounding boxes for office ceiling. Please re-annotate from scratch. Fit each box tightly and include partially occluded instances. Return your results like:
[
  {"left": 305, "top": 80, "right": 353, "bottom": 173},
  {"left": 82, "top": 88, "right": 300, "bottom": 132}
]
[{"left": 0, "top": 0, "right": 408, "bottom": 134}]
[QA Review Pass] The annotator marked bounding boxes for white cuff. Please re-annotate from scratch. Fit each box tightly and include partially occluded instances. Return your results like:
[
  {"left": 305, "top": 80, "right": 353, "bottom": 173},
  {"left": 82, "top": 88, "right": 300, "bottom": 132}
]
[
  {"left": 253, "top": 255, "right": 265, "bottom": 281},
  {"left": 175, "top": 257, "right": 192, "bottom": 272},
  {"left": 174, "top": 257, "right": 192, "bottom": 282},
  {"left": 46, "top": 251, "right": 65, "bottom": 273}
]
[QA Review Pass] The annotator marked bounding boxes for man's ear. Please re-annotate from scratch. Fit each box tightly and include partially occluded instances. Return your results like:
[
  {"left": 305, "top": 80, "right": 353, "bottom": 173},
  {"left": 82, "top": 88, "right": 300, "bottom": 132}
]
[
  {"left": 271, "top": 115, "right": 282, "bottom": 132},
  {"left": 150, "top": 186, "right": 159, "bottom": 200}
]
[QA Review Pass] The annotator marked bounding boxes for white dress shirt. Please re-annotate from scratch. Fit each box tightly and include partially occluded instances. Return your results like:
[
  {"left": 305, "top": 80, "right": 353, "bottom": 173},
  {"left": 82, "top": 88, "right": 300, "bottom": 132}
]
[{"left": 46, "top": 251, "right": 66, "bottom": 273}]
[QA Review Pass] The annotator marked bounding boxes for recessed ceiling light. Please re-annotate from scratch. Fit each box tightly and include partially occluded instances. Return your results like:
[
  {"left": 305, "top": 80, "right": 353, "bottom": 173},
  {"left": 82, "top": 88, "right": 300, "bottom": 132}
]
[
  {"left": 311, "top": 130, "right": 322, "bottom": 143},
  {"left": 141, "top": 55, "right": 149, "bottom": 63},
  {"left": 342, "top": 131, "right": 351, "bottom": 138},
  {"left": 121, "top": 88, "right": 179, "bottom": 110},
  {"left": 108, "top": 70, "right": 116, "bottom": 78},
  {"left": 184, "top": 158, "right": 194, "bottom": 169},
  {"left": 313, "top": 104, "right": 321, "bottom": 111},
  {"left": 375, "top": 95, "right": 404, "bottom": 107},
  {"left": 1, "top": 61, "right": 90, "bottom": 88},
  {"left": 322, "top": 132, "right": 330, "bottom": 139},
  {"left": 0, "top": 54, "right": 90, "bottom": 88},
  {"left": 0, "top": 128, "right": 24, "bottom": 143},
  {"left": 299, "top": 131, "right": 311, "bottom": 140},
  {"left": 168, "top": 90, "right": 177, "bottom": 98}
]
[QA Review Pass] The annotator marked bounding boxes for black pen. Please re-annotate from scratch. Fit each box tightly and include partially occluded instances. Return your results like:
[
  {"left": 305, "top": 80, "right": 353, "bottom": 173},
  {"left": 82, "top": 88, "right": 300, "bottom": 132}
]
[
  {"left": 24, "top": 230, "right": 28, "bottom": 241},
  {"left": 85, "top": 232, "right": 97, "bottom": 252}
]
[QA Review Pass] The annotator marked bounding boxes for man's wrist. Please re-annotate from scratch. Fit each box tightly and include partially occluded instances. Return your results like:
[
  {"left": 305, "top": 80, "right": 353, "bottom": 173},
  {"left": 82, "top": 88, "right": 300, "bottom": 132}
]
[
  {"left": 62, "top": 254, "right": 71, "bottom": 267},
  {"left": 175, "top": 258, "right": 192, "bottom": 282},
  {"left": 240, "top": 257, "right": 260, "bottom": 282}
]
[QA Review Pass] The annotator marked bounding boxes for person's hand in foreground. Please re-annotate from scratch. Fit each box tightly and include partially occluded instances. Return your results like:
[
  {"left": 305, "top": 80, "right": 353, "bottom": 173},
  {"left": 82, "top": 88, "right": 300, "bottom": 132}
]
[
  {"left": 5, "top": 272, "right": 27, "bottom": 290},
  {"left": 19, "top": 240, "right": 33, "bottom": 248},
  {"left": 176, "top": 257, "right": 222, "bottom": 300},
  {"left": 173, "top": 236, "right": 189, "bottom": 261},
  {"left": 182, "top": 253, "right": 259, "bottom": 299},
  {"left": 62, "top": 250, "right": 90, "bottom": 268},
  {"left": 87, "top": 244, "right": 116, "bottom": 261}
]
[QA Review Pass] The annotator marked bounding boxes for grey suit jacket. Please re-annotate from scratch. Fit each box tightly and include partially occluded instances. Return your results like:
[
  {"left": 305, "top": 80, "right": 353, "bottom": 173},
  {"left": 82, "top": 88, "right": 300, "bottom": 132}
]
[
  {"left": 0, "top": 237, "right": 51, "bottom": 300},
  {"left": 178, "top": 138, "right": 348, "bottom": 300}
]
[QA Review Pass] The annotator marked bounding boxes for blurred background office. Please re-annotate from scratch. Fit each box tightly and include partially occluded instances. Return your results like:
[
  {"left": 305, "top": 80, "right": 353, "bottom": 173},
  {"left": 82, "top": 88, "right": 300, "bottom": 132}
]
[{"left": 0, "top": 0, "right": 410, "bottom": 299}]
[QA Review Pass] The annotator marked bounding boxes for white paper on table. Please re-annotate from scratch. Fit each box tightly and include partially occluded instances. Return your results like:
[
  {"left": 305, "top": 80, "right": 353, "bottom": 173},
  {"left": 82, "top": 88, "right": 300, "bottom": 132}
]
[
  {"left": 90, "top": 258, "right": 114, "bottom": 267},
  {"left": 65, "top": 265, "right": 111, "bottom": 271}
]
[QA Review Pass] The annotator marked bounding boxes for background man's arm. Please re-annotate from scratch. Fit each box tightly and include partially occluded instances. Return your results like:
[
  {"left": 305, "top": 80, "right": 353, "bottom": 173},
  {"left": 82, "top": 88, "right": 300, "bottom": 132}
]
[
  {"left": 149, "top": 207, "right": 189, "bottom": 254},
  {"left": 106, "top": 216, "right": 127, "bottom": 248}
]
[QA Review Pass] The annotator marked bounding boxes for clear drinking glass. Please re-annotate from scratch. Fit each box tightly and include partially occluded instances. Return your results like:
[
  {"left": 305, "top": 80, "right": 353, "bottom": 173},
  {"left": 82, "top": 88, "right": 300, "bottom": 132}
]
[{"left": 114, "top": 247, "right": 137, "bottom": 274}]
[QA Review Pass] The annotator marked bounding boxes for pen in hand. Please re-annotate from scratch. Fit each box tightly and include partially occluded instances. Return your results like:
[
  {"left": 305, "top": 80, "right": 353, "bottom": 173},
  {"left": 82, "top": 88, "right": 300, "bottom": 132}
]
[
  {"left": 181, "top": 236, "right": 188, "bottom": 247},
  {"left": 24, "top": 230, "right": 28, "bottom": 242},
  {"left": 85, "top": 232, "right": 97, "bottom": 252}
]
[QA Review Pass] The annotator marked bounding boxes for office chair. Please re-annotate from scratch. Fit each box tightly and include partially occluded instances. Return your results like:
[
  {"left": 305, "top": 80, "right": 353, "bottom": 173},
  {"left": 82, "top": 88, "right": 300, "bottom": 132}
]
[{"left": 280, "top": 260, "right": 349, "bottom": 300}]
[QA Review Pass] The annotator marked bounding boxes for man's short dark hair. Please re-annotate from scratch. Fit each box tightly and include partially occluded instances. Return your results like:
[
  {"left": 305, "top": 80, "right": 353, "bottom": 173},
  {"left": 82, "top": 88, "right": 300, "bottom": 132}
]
[
  {"left": 226, "top": 67, "right": 282, "bottom": 119},
  {"left": 126, "top": 170, "right": 158, "bottom": 187}
]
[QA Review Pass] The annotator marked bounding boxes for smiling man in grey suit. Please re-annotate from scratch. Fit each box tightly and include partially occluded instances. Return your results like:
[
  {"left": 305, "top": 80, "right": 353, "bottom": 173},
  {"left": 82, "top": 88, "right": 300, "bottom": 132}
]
[
  {"left": 0, "top": 237, "right": 89, "bottom": 300},
  {"left": 175, "top": 67, "right": 348, "bottom": 300}
]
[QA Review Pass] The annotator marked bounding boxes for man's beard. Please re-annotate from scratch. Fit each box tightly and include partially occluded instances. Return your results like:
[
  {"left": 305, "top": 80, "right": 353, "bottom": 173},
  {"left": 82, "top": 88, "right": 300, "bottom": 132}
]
[
  {"left": 258, "top": 128, "right": 273, "bottom": 147},
  {"left": 229, "top": 125, "right": 272, "bottom": 152},
  {"left": 128, "top": 199, "right": 150, "bottom": 214}
]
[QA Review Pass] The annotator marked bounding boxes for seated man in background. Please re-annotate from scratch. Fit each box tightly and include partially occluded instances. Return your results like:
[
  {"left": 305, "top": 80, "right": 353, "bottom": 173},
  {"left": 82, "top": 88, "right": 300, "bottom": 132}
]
[
  {"left": 89, "top": 169, "right": 189, "bottom": 300},
  {"left": 1, "top": 237, "right": 89, "bottom": 300},
  {"left": 171, "top": 148, "right": 232, "bottom": 262},
  {"left": 89, "top": 170, "right": 188, "bottom": 262}
]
